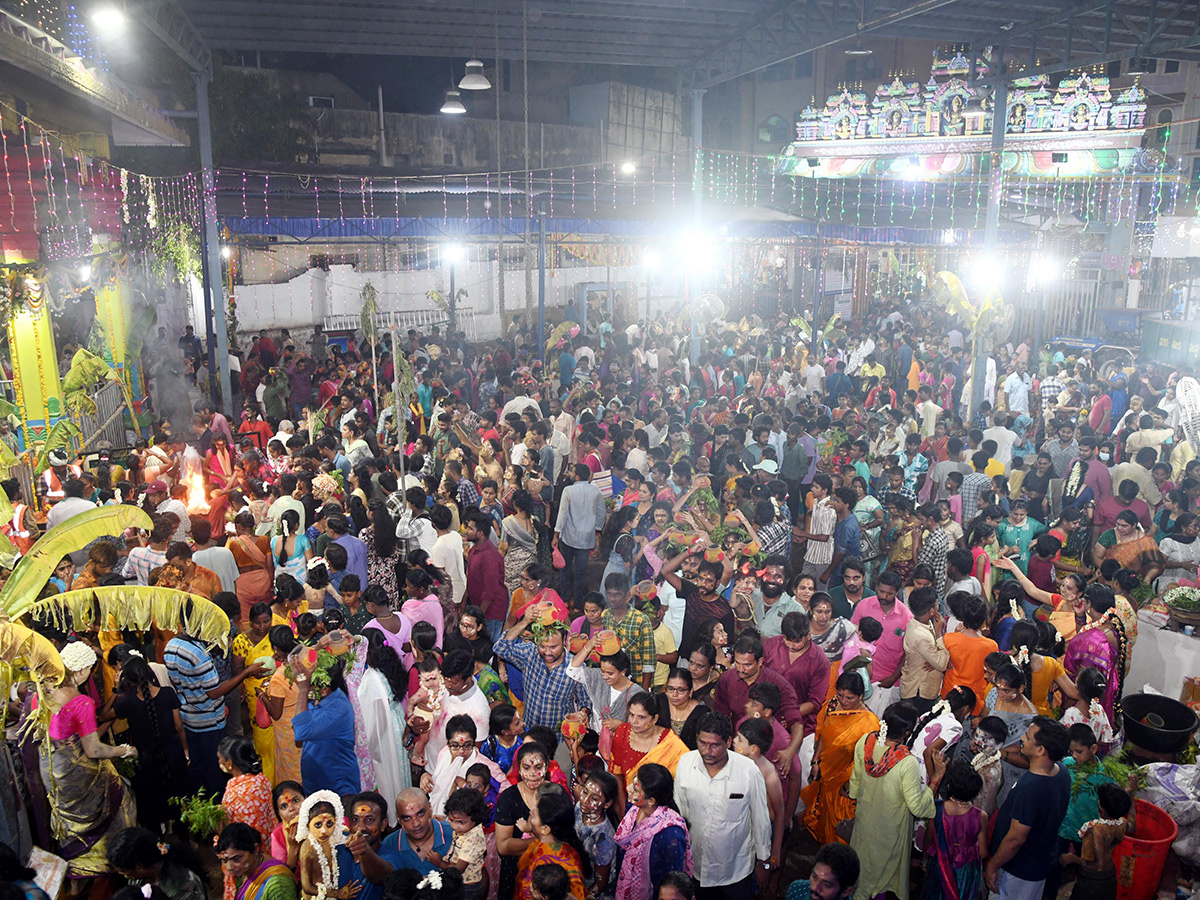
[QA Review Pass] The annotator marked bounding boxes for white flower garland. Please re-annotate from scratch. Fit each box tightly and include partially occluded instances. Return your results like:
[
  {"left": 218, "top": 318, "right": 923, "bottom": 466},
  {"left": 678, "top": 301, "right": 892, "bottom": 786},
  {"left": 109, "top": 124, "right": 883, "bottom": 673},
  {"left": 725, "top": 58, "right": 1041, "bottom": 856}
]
[
  {"left": 1078, "top": 818, "right": 1125, "bottom": 839},
  {"left": 1013, "top": 645, "right": 1031, "bottom": 667},
  {"left": 971, "top": 748, "right": 1001, "bottom": 771},
  {"left": 1009, "top": 600, "right": 1024, "bottom": 621},
  {"left": 1089, "top": 698, "right": 1106, "bottom": 721},
  {"left": 877, "top": 721, "right": 889, "bottom": 743},
  {"left": 296, "top": 790, "right": 346, "bottom": 900}
]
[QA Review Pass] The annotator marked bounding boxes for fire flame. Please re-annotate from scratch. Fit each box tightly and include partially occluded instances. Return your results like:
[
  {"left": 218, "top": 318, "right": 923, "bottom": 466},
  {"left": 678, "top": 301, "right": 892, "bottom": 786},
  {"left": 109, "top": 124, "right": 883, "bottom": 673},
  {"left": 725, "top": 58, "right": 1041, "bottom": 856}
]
[{"left": 184, "top": 470, "right": 210, "bottom": 513}]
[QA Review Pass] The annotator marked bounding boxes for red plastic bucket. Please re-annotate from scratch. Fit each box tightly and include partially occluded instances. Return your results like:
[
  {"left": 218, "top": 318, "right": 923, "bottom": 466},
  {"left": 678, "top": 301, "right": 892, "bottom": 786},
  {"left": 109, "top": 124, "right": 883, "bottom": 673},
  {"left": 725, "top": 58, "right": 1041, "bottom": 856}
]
[{"left": 1114, "top": 799, "right": 1178, "bottom": 900}]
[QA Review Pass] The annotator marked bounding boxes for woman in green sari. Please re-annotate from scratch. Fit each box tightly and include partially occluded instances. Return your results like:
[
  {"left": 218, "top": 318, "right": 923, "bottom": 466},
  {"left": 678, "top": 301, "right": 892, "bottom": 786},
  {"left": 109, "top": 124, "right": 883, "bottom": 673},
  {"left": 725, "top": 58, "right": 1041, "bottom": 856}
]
[{"left": 216, "top": 822, "right": 297, "bottom": 900}]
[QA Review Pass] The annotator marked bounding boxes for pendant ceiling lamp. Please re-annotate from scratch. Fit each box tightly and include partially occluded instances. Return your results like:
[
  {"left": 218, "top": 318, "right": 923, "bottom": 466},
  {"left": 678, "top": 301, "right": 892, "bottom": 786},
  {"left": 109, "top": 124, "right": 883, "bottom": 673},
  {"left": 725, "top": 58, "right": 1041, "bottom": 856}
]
[
  {"left": 440, "top": 90, "right": 466, "bottom": 114},
  {"left": 459, "top": 59, "right": 492, "bottom": 90}
]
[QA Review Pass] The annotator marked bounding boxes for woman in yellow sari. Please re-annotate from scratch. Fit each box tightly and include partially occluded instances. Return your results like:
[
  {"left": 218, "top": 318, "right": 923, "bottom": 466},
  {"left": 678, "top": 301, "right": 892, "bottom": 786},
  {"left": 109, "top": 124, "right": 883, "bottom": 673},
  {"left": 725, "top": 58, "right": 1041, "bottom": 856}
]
[
  {"left": 259, "top": 625, "right": 302, "bottom": 786},
  {"left": 603, "top": 694, "right": 688, "bottom": 811},
  {"left": 232, "top": 602, "right": 276, "bottom": 784},
  {"left": 801, "top": 670, "right": 879, "bottom": 845}
]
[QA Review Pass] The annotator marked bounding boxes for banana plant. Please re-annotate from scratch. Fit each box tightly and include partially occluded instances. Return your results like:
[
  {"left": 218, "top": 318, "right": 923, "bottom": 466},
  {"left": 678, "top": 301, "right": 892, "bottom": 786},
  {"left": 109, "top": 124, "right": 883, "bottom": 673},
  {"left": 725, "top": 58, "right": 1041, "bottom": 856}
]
[{"left": 0, "top": 505, "right": 152, "bottom": 618}]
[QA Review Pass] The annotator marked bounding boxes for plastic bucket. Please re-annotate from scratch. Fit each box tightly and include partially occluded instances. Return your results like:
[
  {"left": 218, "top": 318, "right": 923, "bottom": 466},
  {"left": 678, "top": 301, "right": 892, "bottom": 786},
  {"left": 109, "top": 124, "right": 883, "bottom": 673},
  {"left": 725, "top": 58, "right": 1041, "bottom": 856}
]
[{"left": 1114, "top": 799, "right": 1178, "bottom": 900}]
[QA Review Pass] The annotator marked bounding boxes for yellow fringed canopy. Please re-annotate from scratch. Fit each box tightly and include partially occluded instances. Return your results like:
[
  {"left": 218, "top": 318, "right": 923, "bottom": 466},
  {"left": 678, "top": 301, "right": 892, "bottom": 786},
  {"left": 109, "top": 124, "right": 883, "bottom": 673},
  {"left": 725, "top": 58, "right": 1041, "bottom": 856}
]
[
  {"left": 29, "top": 586, "right": 231, "bottom": 652},
  {"left": 0, "top": 506, "right": 154, "bottom": 618}
]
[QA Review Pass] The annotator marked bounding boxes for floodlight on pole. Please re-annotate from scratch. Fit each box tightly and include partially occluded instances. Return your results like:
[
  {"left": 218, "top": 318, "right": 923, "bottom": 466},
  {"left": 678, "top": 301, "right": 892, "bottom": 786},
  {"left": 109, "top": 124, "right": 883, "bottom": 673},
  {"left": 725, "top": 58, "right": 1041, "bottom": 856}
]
[
  {"left": 78, "top": 263, "right": 92, "bottom": 282},
  {"left": 220, "top": 246, "right": 231, "bottom": 260},
  {"left": 89, "top": 3, "right": 127, "bottom": 37},
  {"left": 620, "top": 161, "right": 637, "bottom": 175}
]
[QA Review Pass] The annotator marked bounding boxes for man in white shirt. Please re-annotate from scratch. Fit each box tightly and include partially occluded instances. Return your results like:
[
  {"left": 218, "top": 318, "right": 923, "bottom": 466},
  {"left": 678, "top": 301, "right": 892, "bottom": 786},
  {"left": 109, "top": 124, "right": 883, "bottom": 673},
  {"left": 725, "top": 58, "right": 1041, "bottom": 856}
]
[
  {"left": 915, "top": 386, "right": 943, "bottom": 437},
  {"left": 802, "top": 360, "right": 826, "bottom": 394},
  {"left": 191, "top": 518, "right": 240, "bottom": 593},
  {"left": 982, "top": 414, "right": 1018, "bottom": 469},
  {"left": 394, "top": 487, "right": 438, "bottom": 553},
  {"left": 423, "top": 649, "right": 492, "bottom": 771},
  {"left": 272, "top": 420, "right": 296, "bottom": 447},
  {"left": 429, "top": 504, "right": 467, "bottom": 605},
  {"left": 45, "top": 478, "right": 96, "bottom": 530},
  {"left": 152, "top": 482, "right": 191, "bottom": 542},
  {"left": 549, "top": 396, "right": 574, "bottom": 438},
  {"left": 1002, "top": 362, "right": 1033, "bottom": 415},
  {"left": 674, "top": 713, "right": 772, "bottom": 894}
]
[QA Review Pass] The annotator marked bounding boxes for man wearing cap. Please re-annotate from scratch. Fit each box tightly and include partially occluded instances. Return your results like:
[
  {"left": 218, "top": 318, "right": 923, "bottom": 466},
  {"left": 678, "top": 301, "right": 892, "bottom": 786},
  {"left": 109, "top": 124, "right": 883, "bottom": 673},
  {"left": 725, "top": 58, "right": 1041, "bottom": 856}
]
[
  {"left": 752, "top": 458, "right": 779, "bottom": 485},
  {"left": 39, "top": 450, "right": 82, "bottom": 509}
]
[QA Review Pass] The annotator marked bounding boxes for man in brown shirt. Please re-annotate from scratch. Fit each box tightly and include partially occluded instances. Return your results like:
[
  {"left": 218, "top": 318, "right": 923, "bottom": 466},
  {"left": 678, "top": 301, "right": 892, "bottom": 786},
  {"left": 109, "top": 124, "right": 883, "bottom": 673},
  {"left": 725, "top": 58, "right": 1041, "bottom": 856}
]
[{"left": 898, "top": 586, "right": 950, "bottom": 716}]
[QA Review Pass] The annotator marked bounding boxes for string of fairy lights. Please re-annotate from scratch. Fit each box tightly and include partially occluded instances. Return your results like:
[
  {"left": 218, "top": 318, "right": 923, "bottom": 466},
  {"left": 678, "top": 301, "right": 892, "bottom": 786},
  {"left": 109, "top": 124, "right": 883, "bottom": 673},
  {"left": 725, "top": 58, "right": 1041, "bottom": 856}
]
[{"left": 0, "top": 94, "right": 1194, "bottom": 284}]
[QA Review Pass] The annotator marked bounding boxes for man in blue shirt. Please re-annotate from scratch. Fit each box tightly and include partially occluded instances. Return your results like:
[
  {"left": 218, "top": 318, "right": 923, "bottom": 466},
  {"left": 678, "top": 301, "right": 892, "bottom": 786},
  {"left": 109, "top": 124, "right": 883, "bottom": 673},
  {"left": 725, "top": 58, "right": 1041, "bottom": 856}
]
[
  {"left": 291, "top": 658, "right": 359, "bottom": 795},
  {"left": 826, "top": 487, "right": 862, "bottom": 589},
  {"left": 328, "top": 514, "right": 369, "bottom": 587},
  {"left": 165, "top": 632, "right": 265, "bottom": 796},
  {"left": 319, "top": 435, "right": 352, "bottom": 482},
  {"left": 558, "top": 343, "right": 576, "bottom": 387},
  {"left": 339, "top": 791, "right": 401, "bottom": 900}
]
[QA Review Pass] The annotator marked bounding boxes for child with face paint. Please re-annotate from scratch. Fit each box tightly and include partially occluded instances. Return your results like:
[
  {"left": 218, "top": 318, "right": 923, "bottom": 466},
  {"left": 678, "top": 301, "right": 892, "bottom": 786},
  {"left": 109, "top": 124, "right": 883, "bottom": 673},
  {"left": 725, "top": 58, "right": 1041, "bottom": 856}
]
[{"left": 297, "top": 790, "right": 361, "bottom": 900}]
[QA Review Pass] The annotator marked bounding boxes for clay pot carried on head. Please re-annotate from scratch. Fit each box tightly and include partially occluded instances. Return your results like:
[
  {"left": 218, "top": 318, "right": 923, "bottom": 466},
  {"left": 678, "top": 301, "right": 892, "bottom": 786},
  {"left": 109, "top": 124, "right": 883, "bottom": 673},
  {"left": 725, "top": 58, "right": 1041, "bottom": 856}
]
[
  {"left": 536, "top": 599, "right": 561, "bottom": 626},
  {"left": 632, "top": 580, "right": 657, "bottom": 602},
  {"left": 596, "top": 630, "right": 621, "bottom": 656},
  {"left": 560, "top": 710, "right": 588, "bottom": 740},
  {"left": 568, "top": 633, "right": 589, "bottom": 654}
]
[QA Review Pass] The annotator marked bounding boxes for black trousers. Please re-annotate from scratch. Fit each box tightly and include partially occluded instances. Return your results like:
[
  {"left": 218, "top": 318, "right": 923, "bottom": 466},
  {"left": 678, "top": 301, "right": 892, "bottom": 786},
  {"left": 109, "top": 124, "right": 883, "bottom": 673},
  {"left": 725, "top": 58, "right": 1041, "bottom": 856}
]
[{"left": 698, "top": 874, "right": 755, "bottom": 900}]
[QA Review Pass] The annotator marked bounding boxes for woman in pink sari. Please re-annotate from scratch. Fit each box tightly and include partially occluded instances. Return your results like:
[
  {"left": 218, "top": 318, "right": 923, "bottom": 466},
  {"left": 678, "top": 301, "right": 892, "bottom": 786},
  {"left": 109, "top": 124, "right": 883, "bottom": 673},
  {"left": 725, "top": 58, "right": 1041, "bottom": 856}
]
[
  {"left": 1064, "top": 583, "right": 1128, "bottom": 723},
  {"left": 613, "top": 763, "right": 692, "bottom": 900}
]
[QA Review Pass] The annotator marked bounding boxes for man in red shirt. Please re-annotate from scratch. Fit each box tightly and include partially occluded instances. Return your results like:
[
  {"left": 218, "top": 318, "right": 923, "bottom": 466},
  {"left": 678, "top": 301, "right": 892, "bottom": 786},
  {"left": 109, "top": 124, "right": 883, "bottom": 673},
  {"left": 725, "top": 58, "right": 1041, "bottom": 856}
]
[{"left": 464, "top": 513, "right": 508, "bottom": 639}]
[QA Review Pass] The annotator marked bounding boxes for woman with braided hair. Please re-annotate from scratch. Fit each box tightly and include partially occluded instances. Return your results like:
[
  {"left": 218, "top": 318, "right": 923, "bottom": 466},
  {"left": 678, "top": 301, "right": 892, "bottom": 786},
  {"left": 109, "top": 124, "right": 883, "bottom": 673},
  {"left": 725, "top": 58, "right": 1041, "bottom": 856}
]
[
  {"left": 107, "top": 656, "right": 189, "bottom": 832},
  {"left": 1005, "top": 620, "right": 1078, "bottom": 717},
  {"left": 1064, "top": 583, "right": 1128, "bottom": 724}
]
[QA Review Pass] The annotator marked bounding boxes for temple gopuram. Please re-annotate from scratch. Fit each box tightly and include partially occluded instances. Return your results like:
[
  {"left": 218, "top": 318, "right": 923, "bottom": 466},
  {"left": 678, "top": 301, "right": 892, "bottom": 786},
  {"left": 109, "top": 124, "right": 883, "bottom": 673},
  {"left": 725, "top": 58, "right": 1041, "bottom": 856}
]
[{"left": 776, "top": 45, "right": 1162, "bottom": 179}]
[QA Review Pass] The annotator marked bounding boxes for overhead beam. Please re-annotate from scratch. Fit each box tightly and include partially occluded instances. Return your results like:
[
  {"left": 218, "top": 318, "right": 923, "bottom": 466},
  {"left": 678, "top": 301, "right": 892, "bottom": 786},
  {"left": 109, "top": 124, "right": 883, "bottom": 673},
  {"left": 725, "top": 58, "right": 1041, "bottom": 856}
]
[
  {"left": 134, "top": 0, "right": 211, "bottom": 73},
  {"left": 677, "top": 0, "right": 961, "bottom": 92},
  {"left": 966, "top": 0, "right": 1200, "bottom": 82}
]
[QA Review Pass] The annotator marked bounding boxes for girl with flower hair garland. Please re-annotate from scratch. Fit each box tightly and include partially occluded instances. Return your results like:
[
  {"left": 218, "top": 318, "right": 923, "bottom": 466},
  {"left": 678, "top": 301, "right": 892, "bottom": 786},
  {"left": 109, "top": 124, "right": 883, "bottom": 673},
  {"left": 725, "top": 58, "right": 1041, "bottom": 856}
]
[
  {"left": 1060, "top": 667, "right": 1115, "bottom": 745},
  {"left": 296, "top": 791, "right": 360, "bottom": 900}
]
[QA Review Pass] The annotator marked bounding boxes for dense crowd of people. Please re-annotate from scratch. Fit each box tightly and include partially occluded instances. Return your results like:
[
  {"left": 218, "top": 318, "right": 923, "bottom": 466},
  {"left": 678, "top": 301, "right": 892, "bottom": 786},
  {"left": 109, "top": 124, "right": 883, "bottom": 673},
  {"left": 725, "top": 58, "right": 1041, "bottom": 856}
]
[{"left": 4, "top": 296, "right": 1188, "bottom": 900}]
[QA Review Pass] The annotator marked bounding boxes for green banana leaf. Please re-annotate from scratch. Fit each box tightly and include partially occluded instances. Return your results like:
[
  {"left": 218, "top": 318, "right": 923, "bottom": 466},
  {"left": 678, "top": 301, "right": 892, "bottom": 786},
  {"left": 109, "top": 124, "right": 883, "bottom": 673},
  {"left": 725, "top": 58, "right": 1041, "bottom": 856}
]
[
  {"left": 33, "top": 421, "right": 82, "bottom": 474},
  {"left": 28, "top": 585, "right": 230, "bottom": 652},
  {"left": 0, "top": 620, "right": 65, "bottom": 686},
  {"left": 0, "top": 505, "right": 153, "bottom": 618},
  {"left": 119, "top": 305, "right": 159, "bottom": 369},
  {"left": 62, "top": 348, "right": 115, "bottom": 396}
]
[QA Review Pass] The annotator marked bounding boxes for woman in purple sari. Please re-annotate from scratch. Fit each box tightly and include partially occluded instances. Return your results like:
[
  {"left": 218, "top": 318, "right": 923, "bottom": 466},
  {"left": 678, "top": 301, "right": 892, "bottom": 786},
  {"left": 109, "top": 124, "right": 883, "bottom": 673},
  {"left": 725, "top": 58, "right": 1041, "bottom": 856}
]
[{"left": 1064, "top": 584, "right": 1128, "bottom": 724}]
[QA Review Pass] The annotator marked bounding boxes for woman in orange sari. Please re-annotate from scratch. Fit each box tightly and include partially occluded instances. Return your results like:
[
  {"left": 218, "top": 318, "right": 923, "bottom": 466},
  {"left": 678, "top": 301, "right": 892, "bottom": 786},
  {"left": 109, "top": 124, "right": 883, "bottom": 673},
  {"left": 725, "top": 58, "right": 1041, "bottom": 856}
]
[
  {"left": 516, "top": 784, "right": 588, "bottom": 900},
  {"left": 800, "top": 670, "right": 879, "bottom": 845},
  {"left": 230, "top": 511, "right": 275, "bottom": 622},
  {"left": 602, "top": 693, "right": 688, "bottom": 810}
]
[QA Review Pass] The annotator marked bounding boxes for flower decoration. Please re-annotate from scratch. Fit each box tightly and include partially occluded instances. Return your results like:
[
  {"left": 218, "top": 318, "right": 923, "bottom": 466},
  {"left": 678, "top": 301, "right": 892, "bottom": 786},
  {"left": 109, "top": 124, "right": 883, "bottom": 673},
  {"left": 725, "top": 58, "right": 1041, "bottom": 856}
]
[{"left": 312, "top": 472, "right": 342, "bottom": 502}]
